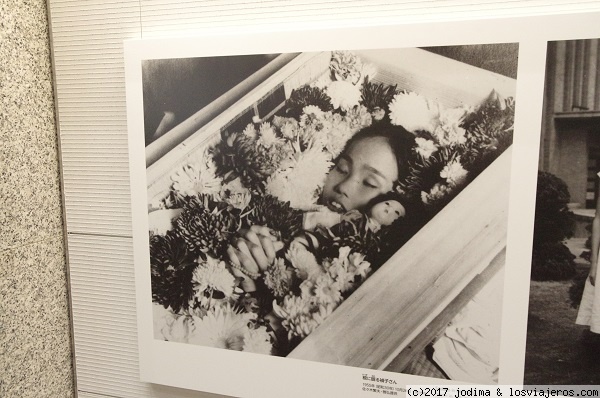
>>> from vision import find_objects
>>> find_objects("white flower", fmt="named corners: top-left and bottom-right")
top-left (187, 305), bottom-right (255, 350)
top-left (415, 137), bottom-right (438, 159)
top-left (330, 51), bottom-right (363, 84)
top-left (242, 327), bottom-right (272, 355)
top-left (264, 257), bottom-right (294, 298)
top-left (347, 251), bottom-right (371, 280)
top-left (148, 208), bottom-right (183, 236)
top-left (432, 106), bottom-right (468, 146)
top-left (389, 92), bottom-right (439, 133)
top-left (171, 151), bottom-right (222, 199)
top-left (153, 303), bottom-right (179, 340)
top-left (272, 295), bottom-right (336, 339)
top-left (327, 80), bottom-right (362, 111)
top-left (242, 123), bottom-right (257, 139)
top-left (191, 256), bottom-right (237, 309)
top-left (440, 158), bottom-right (468, 186)
top-left (313, 273), bottom-right (342, 304)
top-left (220, 177), bottom-right (251, 210)
top-left (303, 105), bottom-right (325, 118)
top-left (257, 122), bottom-right (281, 148)
top-left (421, 183), bottom-right (451, 205)
top-left (286, 240), bottom-right (324, 282)
top-left (161, 313), bottom-right (194, 343)
top-left (323, 246), bottom-right (370, 292)
top-left (272, 116), bottom-right (299, 140)
top-left (344, 105), bottom-right (373, 132)
top-left (265, 146), bottom-right (332, 209)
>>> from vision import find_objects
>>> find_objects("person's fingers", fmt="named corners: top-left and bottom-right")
top-left (235, 238), bottom-right (253, 260)
top-left (241, 229), bottom-right (262, 246)
top-left (248, 239), bottom-right (271, 272)
top-left (232, 242), bottom-right (260, 275)
top-left (258, 234), bottom-right (276, 264)
top-left (273, 241), bottom-right (285, 252)
top-left (229, 266), bottom-right (257, 292)
top-left (250, 225), bottom-right (279, 241)
top-left (227, 246), bottom-right (241, 267)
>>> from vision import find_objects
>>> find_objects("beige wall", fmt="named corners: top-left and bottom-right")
top-left (0, 0), bottom-right (74, 397)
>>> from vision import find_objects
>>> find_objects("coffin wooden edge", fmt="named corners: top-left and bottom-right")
top-left (145, 53), bottom-right (300, 167)
top-left (288, 146), bottom-right (512, 370)
top-left (385, 248), bottom-right (505, 373)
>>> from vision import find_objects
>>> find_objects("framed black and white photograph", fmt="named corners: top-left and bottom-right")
top-left (123, 17), bottom-right (597, 397)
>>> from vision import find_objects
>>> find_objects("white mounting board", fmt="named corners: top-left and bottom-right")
top-left (48, 2), bottom-right (600, 398)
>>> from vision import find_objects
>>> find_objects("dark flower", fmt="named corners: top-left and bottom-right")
top-left (244, 194), bottom-right (304, 245)
top-left (175, 195), bottom-right (240, 258)
top-left (282, 85), bottom-right (334, 120)
top-left (150, 231), bottom-right (197, 313)
top-left (211, 131), bottom-right (275, 191)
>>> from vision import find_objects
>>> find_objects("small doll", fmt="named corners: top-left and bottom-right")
top-left (303, 193), bottom-right (406, 233)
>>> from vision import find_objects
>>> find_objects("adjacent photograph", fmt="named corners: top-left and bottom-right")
top-left (133, 43), bottom-right (518, 389)
top-left (525, 38), bottom-right (600, 384)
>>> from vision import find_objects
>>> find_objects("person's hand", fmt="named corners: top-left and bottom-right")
top-left (227, 225), bottom-right (284, 291)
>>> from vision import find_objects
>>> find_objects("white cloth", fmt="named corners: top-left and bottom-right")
top-left (576, 277), bottom-right (600, 333)
top-left (432, 268), bottom-right (504, 384)
top-left (576, 172), bottom-right (600, 333)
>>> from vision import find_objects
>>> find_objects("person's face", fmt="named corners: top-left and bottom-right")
top-left (321, 136), bottom-right (398, 213)
top-left (369, 200), bottom-right (405, 226)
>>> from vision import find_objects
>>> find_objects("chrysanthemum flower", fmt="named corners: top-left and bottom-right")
top-left (286, 240), bottom-right (324, 282)
top-left (170, 152), bottom-right (223, 200)
top-left (220, 178), bottom-right (251, 210)
top-left (330, 51), bottom-right (363, 85)
top-left (302, 105), bottom-right (325, 118)
top-left (272, 116), bottom-right (299, 140)
top-left (440, 158), bottom-right (468, 186)
top-left (415, 137), bottom-right (438, 159)
top-left (242, 123), bottom-right (257, 139)
top-left (187, 305), bottom-right (255, 350)
top-left (327, 80), bottom-right (362, 111)
top-left (421, 182), bottom-right (452, 205)
top-left (161, 312), bottom-right (194, 343)
top-left (264, 257), bottom-right (294, 298)
top-left (265, 147), bottom-right (332, 210)
top-left (389, 92), bottom-right (439, 133)
top-left (191, 255), bottom-right (237, 309)
top-left (345, 105), bottom-right (373, 132)
top-left (313, 273), bottom-right (343, 304)
top-left (257, 122), bottom-right (282, 148)
top-left (323, 246), bottom-right (370, 292)
top-left (242, 327), bottom-right (273, 355)
top-left (272, 295), bottom-right (336, 339)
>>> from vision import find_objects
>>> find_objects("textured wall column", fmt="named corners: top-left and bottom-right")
top-left (0, 0), bottom-right (74, 397)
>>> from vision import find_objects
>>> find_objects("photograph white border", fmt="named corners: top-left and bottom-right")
top-left (125, 12), bottom-right (600, 397)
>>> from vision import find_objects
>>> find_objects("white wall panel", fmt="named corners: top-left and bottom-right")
top-left (48, 1), bottom-right (600, 398)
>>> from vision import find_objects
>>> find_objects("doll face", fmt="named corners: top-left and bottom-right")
top-left (369, 200), bottom-right (405, 226)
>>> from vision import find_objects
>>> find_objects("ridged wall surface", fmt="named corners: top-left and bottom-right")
top-left (47, 2), bottom-right (600, 398)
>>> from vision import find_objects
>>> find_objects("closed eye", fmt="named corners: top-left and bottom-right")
top-left (363, 180), bottom-right (378, 189)
top-left (335, 163), bottom-right (349, 175)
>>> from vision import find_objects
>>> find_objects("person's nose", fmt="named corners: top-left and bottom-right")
top-left (334, 175), bottom-right (356, 198)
